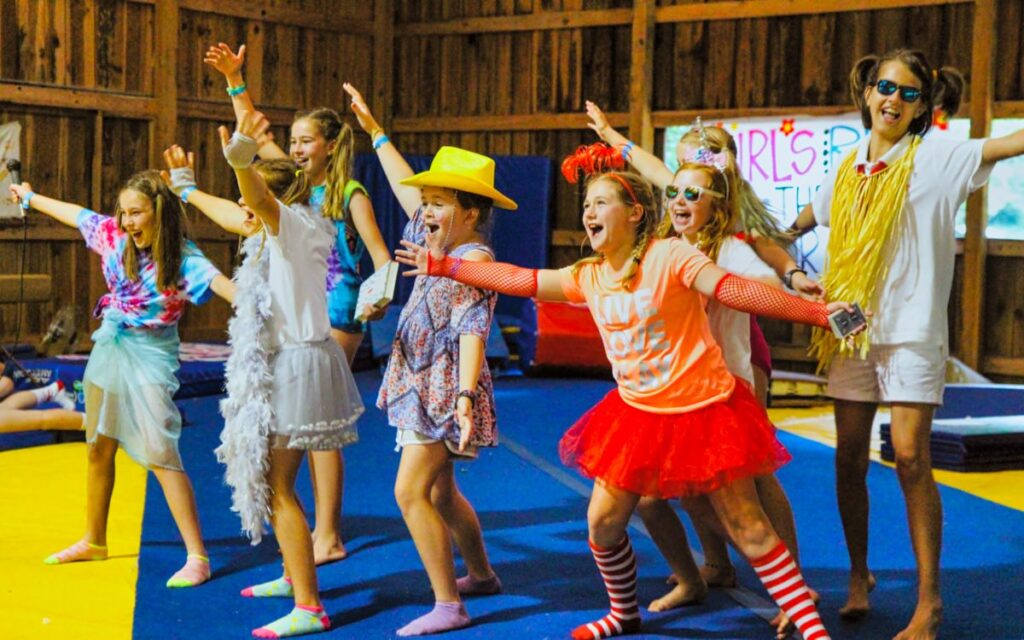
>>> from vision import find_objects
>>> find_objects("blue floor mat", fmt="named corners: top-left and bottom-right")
top-left (131, 373), bottom-right (1024, 639)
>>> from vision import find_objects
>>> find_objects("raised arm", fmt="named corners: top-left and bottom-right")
top-left (343, 82), bottom-right (421, 218)
top-left (586, 100), bottom-right (674, 188)
top-left (982, 127), bottom-right (1024, 163)
top-left (221, 112), bottom-right (281, 235)
top-left (8, 182), bottom-right (83, 228)
top-left (161, 145), bottom-right (248, 236)
top-left (204, 43), bottom-right (287, 160)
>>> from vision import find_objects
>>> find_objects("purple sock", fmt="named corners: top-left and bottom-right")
top-left (456, 573), bottom-right (502, 596)
top-left (396, 602), bottom-right (470, 637)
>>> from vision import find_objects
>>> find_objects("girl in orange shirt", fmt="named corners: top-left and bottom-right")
top-left (396, 145), bottom-right (860, 640)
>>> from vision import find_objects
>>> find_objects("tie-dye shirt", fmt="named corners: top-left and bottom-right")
top-left (77, 209), bottom-right (222, 329)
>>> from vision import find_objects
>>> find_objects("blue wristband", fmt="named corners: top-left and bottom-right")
top-left (621, 141), bottom-right (635, 162)
top-left (373, 134), bottom-right (390, 151)
top-left (179, 186), bottom-right (197, 203)
top-left (21, 191), bottom-right (34, 211)
top-left (226, 83), bottom-right (247, 97)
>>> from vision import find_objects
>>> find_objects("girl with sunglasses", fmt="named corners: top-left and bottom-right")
top-left (395, 142), bottom-right (861, 640)
top-left (787, 48), bottom-right (1024, 640)
top-left (585, 105), bottom-right (814, 637)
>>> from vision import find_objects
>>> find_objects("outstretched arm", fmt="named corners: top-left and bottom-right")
top-left (8, 182), bottom-right (82, 228)
top-left (690, 261), bottom-right (856, 331)
top-left (750, 235), bottom-right (823, 299)
top-left (210, 273), bottom-right (236, 305)
top-left (161, 145), bottom-right (248, 235)
top-left (348, 191), bottom-right (392, 270)
top-left (983, 127), bottom-right (1024, 163)
top-left (221, 112), bottom-right (281, 235)
top-left (586, 100), bottom-right (674, 187)
top-left (394, 240), bottom-right (569, 302)
top-left (204, 43), bottom-right (287, 159)
top-left (343, 83), bottom-right (421, 218)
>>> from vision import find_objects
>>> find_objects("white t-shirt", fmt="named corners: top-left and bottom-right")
top-left (812, 134), bottom-right (993, 346)
top-left (265, 201), bottom-right (336, 349)
top-left (706, 236), bottom-right (779, 385)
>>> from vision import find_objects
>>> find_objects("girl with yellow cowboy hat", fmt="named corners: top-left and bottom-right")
top-left (344, 83), bottom-right (515, 637)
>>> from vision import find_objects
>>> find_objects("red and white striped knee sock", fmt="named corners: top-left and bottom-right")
top-left (750, 542), bottom-right (830, 640)
top-left (571, 536), bottom-right (642, 640)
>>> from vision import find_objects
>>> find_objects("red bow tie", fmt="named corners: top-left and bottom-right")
top-left (856, 161), bottom-right (888, 176)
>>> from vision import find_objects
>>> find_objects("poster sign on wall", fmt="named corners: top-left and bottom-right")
top-left (662, 113), bottom-right (990, 276)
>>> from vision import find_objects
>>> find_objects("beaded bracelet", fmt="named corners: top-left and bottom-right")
top-left (226, 83), bottom-right (247, 97)
top-left (373, 134), bottom-right (390, 151)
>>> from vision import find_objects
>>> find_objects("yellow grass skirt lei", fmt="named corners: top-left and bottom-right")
top-left (809, 135), bottom-right (921, 374)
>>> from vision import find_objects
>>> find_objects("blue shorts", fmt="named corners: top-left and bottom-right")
top-left (327, 280), bottom-right (365, 334)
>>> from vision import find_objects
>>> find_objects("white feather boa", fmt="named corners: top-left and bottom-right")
top-left (215, 233), bottom-right (274, 544)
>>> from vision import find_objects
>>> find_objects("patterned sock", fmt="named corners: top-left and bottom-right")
top-left (241, 576), bottom-right (294, 598)
top-left (396, 602), bottom-right (471, 637)
top-left (166, 554), bottom-right (211, 588)
top-left (571, 536), bottom-right (642, 640)
top-left (750, 542), bottom-right (830, 640)
top-left (456, 572), bottom-right (502, 596)
top-left (44, 540), bottom-right (107, 565)
top-left (251, 604), bottom-right (329, 639)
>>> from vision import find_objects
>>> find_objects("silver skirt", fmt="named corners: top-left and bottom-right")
top-left (269, 339), bottom-right (363, 450)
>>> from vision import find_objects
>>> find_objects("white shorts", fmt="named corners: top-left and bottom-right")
top-left (827, 342), bottom-right (947, 406)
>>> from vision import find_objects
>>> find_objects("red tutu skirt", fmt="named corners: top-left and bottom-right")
top-left (558, 381), bottom-right (790, 499)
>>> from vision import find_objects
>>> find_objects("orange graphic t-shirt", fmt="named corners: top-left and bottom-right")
top-left (560, 238), bottom-right (736, 414)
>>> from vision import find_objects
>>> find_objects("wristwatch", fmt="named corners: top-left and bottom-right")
top-left (457, 389), bottom-right (478, 406)
top-left (783, 268), bottom-right (807, 289)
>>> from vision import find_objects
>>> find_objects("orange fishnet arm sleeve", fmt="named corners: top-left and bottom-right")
top-left (427, 254), bottom-right (539, 298)
top-left (714, 273), bottom-right (829, 328)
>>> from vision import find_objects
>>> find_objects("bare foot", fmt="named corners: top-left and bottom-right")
top-left (699, 563), bottom-right (737, 588)
top-left (839, 571), bottom-right (877, 620)
top-left (647, 579), bottom-right (708, 612)
top-left (312, 535), bottom-right (348, 566)
top-left (892, 600), bottom-right (942, 640)
top-left (770, 587), bottom-right (820, 638)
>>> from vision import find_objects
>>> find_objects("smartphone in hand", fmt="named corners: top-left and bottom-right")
top-left (828, 302), bottom-right (867, 339)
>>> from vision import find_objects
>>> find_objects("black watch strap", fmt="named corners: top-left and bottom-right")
top-left (783, 268), bottom-right (806, 289)
top-left (457, 389), bottom-right (478, 405)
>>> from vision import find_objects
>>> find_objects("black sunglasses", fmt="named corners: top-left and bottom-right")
top-left (664, 184), bottom-right (723, 203)
top-left (874, 79), bottom-right (922, 103)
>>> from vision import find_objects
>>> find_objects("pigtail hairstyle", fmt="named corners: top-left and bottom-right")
top-left (851, 49), bottom-right (963, 137)
top-left (296, 108), bottom-right (356, 223)
top-left (657, 162), bottom-right (733, 262)
top-left (565, 143), bottom-right (657, 291)
top-left (116, 170), bottom-right (188, 291)
top-left (933, 66), bottom-right (965, 119)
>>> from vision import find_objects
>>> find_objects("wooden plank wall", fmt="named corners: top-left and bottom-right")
top-left (0, 0), bottom-right (378, 348)
top-left (2, 0), bottom-right (1024, 381)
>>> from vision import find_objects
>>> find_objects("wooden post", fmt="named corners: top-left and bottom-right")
top-left (373, 0), bottom-right (395, 135)
top-left (151, 0), bottom-right (179, 166)
top-left (961, 0), bottom-right (995, 369)
top-left (628, 0), bottom-right (655, 149)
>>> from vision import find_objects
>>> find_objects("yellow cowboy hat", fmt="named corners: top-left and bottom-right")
top-left (400, 146), bottom-right (518, 210)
